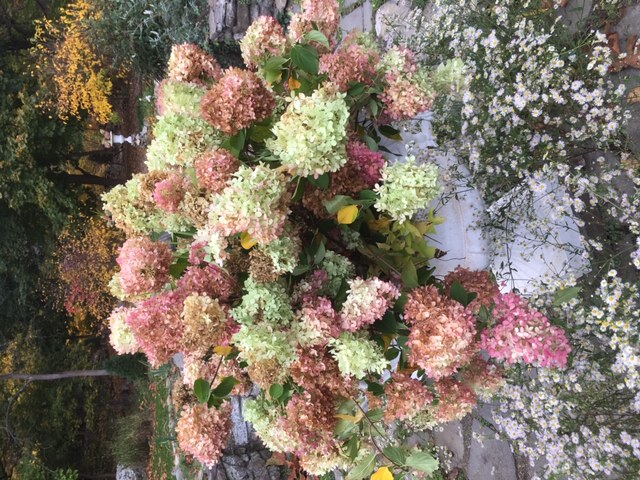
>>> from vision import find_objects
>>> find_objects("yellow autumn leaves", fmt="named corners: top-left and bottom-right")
top-left (31, 0), bottom-right (115, 124)
top-left (337, 204), bottom-right (359, 224)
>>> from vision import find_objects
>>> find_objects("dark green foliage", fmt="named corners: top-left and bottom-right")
top-left (207, 39), bottom-right (244, 69)
top-left (104, 353), bottom-right (148, 380)
top-left (89, 0), bottom-right (210, 78)
top-left (109, 409), bottom-right (151, 466)
top-left (0, 329), bottom-right (114, 477)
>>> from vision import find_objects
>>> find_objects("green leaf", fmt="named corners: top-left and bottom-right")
top-left (269, 383), bottom-right (284, 399)
top-left (359, 190), bottom-right (377, 201)
top-left (346, 453), bottom-right (376, 480)
top-left (334, 279), bottom-right (349, 308)
top-left (314, 241), bottom-right (326, 265)
top-left (369, 99), bottom-right (379, 116)
top-left (344, 435), bottom-right (360, 460)
top-left (417, 266), bottom-right (434, 286)
top-left (211, 376), bottom-right (238, 398)
top-left (292, 176), bottom-right (308, 203)
top-left (384, 348), bottom-right (400, 361)
top-left (365, 380), bottom-right (385, 396)
top-left (263, 56), bottom-right (288, 70)
top-left (169, 257), bottom-right (188, 279)
top-left (292, 264), bottom-right (310, 276)
top-left (228, 130), bottom-right (246, 154)
top-left (363, 135), bottom-right (378, 152)
top-left (305, 30), bottom-right (330, 48)
top-left (324, 195), bottom-right (354, 214)
top-left (367, 408), bottom-right (384, 423)
top-left (395, 293), bottom-right (408, 311)
top-left (379, 125), bottom-right (402, 140)
top-left (450, 280), bottom-right (469, 307)
top-left (376, 311), bottom-right (398, 334)
top-left (309, 172), bottom-right (330, 190)
top-left (383, 446), bottom-right (406, 466)
top-left (405, 451), bottom-right (438, 474)
top-left (249, 124), bottom-right (272, 143)
top-left (553, 286), bottom-right (581, 306)
top-left (194, 378), bottom-right (211, 403)
top-left (262, 56), bottom-right (287, 83)
top-left (401, 261), bottom-right (418, 289)
top-left (335, 418), bottom-right (358, 439)
top-left (291, 44), bottom-right (319, 75)
top-left (347, 83), bottom-right (366, 97)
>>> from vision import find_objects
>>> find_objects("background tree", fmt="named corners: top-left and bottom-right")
top-left (31, 0), bottom-right (116, 124)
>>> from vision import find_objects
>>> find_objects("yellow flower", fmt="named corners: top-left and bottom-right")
top-left (371, 466), bottom-right (394, 480)
top-left (337, 204), bottom-right (359, 224)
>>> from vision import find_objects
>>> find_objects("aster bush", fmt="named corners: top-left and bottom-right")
top-left (101, 0), bottom-right (575, 477)
top-left (384, 0), bottom-right (640, 477)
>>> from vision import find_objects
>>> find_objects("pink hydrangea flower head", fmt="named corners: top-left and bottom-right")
top-left (346, 140), bottom-right (385, 186)
top-left (177, 264), bottom-right (237, 303)
top-left (434, 378), bottom-right (477, 423)
top-left (167, 43), bottom-right (223, 84)
top-left (201, 68), bottom-right (275, 136)
top-left (319, 43), bottom-right (379, 92)
top-left (460, 354), bottom-right (505, 401)
top-left (240, 16), bottom-right (287, 69)
top-left (188, 241), bottom-right (208, 266)
top-left (384, 372), bottom-right (434, 422)
top-left (381, 77), bottom-right (434, 121)
top-left (290, 345), bottom-right (355, 396)
top-left (125, 289), bottom-right (185, 367)
top-left (480, 292), bottom-right (571, 368)
top-left (379, 46), bottom-right (433, 120)
top-left (116, 237), bottom-right (173, 295)
top-left (298, 296), bottom-right (341, 342)
top-left (176, 402), bottom-right (232, 467)
top-left (444, 267), bottom-right (499, 312)
top-left (288, 0), bottom-right (339, 45)
top-left (153, 172), bottom-right (188, 213)
top-left (292, 269), bottom-right (330, 304)
top-left (194, 148), bottom-right (240, 193)
top-left (279, 389), bottom-right (338, 456)
top-left (340, 277), bottom-right (400, 332)
top-left (405, 285), bottom-right (476, 379)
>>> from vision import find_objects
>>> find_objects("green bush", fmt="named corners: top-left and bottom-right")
top-left (109, 409), bottom-right (151, 466)
top-left (89, 0), bottom-right (210, 79)
top-left (104, 353), bottom-right (148, 380)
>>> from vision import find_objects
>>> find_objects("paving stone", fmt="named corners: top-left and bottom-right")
top-left (432, 421), bottom-right (466, 471)
top-left (340, 2), bottom-right (373, 34)
top-left (467, 406), bottom-right (517, 480)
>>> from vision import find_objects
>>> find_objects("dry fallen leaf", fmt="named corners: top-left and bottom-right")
top-left (629, 86), bottom-right (640, 104)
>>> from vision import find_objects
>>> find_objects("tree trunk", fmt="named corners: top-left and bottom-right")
top-left (208, 0), bottom-right (290, 40)
top-left (0, 370), bottom-right (111, 381)
top-left (55, 173), bottom-right (121, 187)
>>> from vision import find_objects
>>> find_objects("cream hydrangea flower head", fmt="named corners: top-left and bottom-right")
top-left (267, 83), bottom-right (349, 178)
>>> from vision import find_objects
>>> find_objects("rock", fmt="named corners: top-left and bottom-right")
top-left (467, 406), bottom-right (517, 480)
top-left (116, 465), bottom-right (146, 480)
top-left (340, 3), bottom-right (373, 34)
top-left (375, 0), bottom-right (412, 37)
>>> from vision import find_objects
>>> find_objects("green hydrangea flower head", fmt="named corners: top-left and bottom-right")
top-left (231, 276), bottom-right (294, 325)
top-left (329, 332), bottom-right (388, 379)
top-left (374, 156), bottom-right (442, 222)
top-left (267, 83), bottom-right (349, 178)
top-left (146, 113), bottom-right (220, 170)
